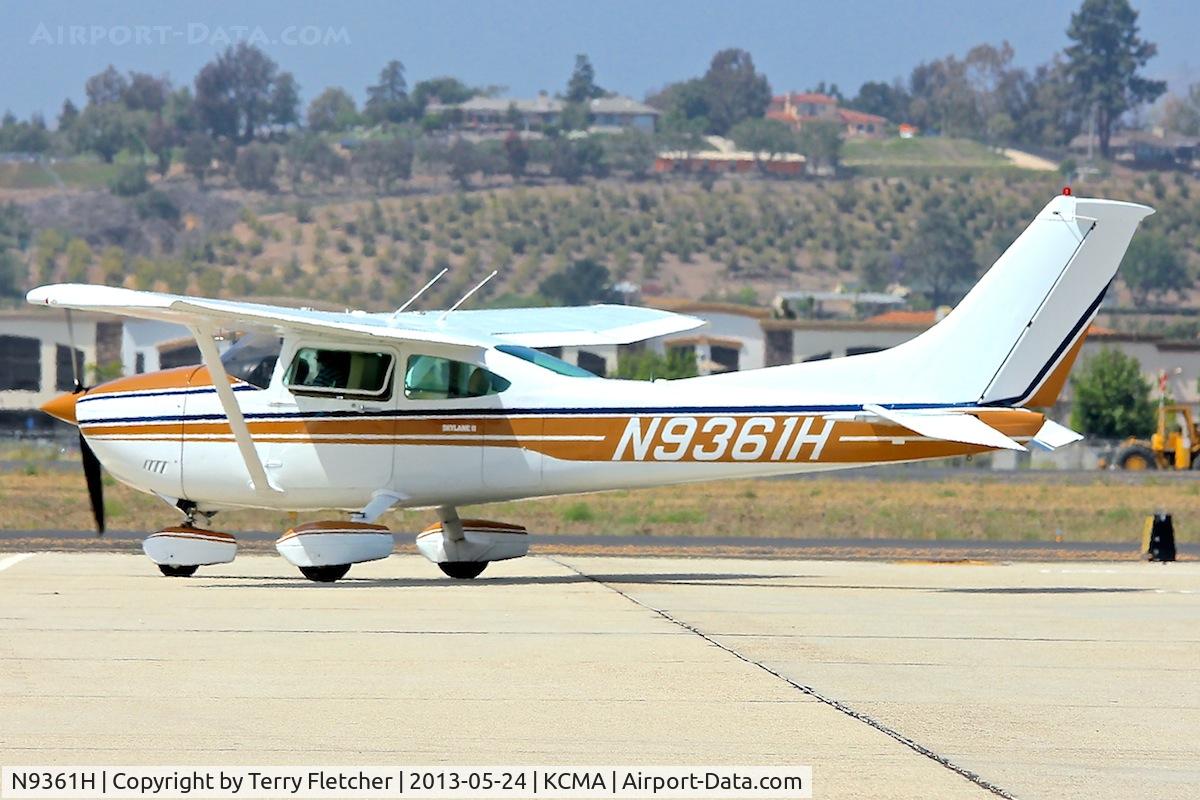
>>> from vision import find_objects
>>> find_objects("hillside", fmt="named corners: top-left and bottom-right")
top-left (842, 137), bottom-right (1017, 173)
top-left (12, 167), bottom-right (1200, 317)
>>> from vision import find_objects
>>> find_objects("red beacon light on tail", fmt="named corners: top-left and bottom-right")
top-left (1062, 186), bottom-right (1072, 196)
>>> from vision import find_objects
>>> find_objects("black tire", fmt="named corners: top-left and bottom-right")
top-left (300, 564), bottom-right (351, 583)
top-left (439, 561), bottom-right (487, 580)
top-left (1115, 444), bottom-right (1158, 471)
top-left (158, 564), bottom-right (198, 577)
top-left (1190, 454), bottom-right (1200, 470)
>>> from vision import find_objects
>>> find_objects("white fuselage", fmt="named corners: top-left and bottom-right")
top-left (75, 337), bottom-right (1041, 514)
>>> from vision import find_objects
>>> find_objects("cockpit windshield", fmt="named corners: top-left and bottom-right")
top-left (221, 333), bottom-right (282, 389)
top-left (495, 345), bottom-right (598, 378)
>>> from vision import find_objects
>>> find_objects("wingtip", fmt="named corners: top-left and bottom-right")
top-left (25, 285), bottom-right (53, 305)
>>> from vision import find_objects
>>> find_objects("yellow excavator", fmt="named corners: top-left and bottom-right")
top-left (1113, 403), bottom-right (1200, 470)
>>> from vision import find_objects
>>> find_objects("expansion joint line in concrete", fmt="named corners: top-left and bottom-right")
top-left (545, 556), bottom-right (1016, 800)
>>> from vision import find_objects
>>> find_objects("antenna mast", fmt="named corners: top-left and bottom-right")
top-left (392, 268), bottom-right (449, 318)
top-left (439, 271), bottom-right (498, 322)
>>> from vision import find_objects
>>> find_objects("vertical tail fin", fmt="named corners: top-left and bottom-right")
top-left (873, 194), bottom-right (1153, 406)
top-left (702, 195), bottom-right (1154, 407)
top-left (970, 196), bottom-right (1151, 406)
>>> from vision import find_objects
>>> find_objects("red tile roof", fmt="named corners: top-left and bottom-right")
top-left (865, 310), bottom-right (936, 326)
top-left (837, 108), bottom-right (888, 125)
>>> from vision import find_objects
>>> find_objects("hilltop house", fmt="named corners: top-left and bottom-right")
top-left (1068, 128), bottom-right (1198, 169)
top-left (767, 92), bottom-right (889, 138)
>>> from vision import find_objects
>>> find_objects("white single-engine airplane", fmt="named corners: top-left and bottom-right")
top-left (30, 193), bottom-right (1151, 581)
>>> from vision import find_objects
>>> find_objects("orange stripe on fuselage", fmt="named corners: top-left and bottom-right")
top-left (85, 364), bottom-right (239, 397)
top-left (86, 366), bottom-right (200, 396)
top-left (84, 409), bottom-right (1046, 465)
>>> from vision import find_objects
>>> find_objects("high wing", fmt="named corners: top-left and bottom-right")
top-left (29, 283), bottom-right (702, 497)
top-left (27, 284), bottom-right (490, 348)
top-left (26, 284), bottom-right (704, 349)
top-left (434, 305), bottom-right (705, 347)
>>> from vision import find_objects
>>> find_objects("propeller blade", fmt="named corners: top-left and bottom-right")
top-left (80, 433), bottom-right (105, 535)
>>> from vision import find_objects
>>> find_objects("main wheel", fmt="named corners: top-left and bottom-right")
top-left (158, 564), bottom-right (198, 577)
top-left (439, 561), bottom-right (487, 580)
top-left (299, 564), bottom-right (351, 583)
top-left (1115, 444), bottom-right (1157, 471)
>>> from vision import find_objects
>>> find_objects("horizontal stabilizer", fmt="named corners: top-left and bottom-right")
top-left (1031, 419), bottom-right (1084, 451)
top-left (862, 404), bottom-right (1026, 451)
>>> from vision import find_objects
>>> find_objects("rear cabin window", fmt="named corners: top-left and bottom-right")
top-left (285, 347), bottom-right (394, 398)
top-left (404, 355), bottom-right (510, 400)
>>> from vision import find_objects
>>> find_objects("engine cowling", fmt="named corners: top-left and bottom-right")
top-left (275, 521), bottom-right (394, 568)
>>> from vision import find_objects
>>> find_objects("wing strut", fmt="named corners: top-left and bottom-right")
top-left (191, 323), bottom-right (281, 494)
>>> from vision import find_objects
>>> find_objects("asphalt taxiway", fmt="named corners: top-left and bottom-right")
top-left (1, 553), bottom-right (1197, 799)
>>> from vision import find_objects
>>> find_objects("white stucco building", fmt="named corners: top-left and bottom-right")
top-left (0, 309), bottom-right (191, 430)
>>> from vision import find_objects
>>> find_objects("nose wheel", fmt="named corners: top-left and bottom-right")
top-left (158, 564), bottom-right (198, 578)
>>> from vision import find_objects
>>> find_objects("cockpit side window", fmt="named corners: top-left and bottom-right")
top-left (285, 347), bottom-right (394, 399)
top-left (404, 355), bottom-right (510, 400)
top-left (220, 333), bottom-right (282, 390)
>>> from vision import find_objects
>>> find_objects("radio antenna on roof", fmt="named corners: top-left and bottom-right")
top-left (439, 270), bottom-right (498, 323)
top-left (392, 267), bottom-right (448, 318)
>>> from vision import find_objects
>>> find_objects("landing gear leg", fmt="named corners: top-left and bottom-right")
top-left (439, 505), bottom-right (467, 544)
top-left (174, 500), bottom-right (216, 528)
top-left (435, 506), bottom-right (487, 579)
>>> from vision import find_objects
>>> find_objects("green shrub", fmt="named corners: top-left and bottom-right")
top-left (108, 166), bottom-right (149, 197)
top-left (562, 502), bottom-right (595, 522)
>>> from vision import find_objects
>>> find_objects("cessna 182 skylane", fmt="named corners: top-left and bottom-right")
top-left (30, 193), bottom-right (1151, 582)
